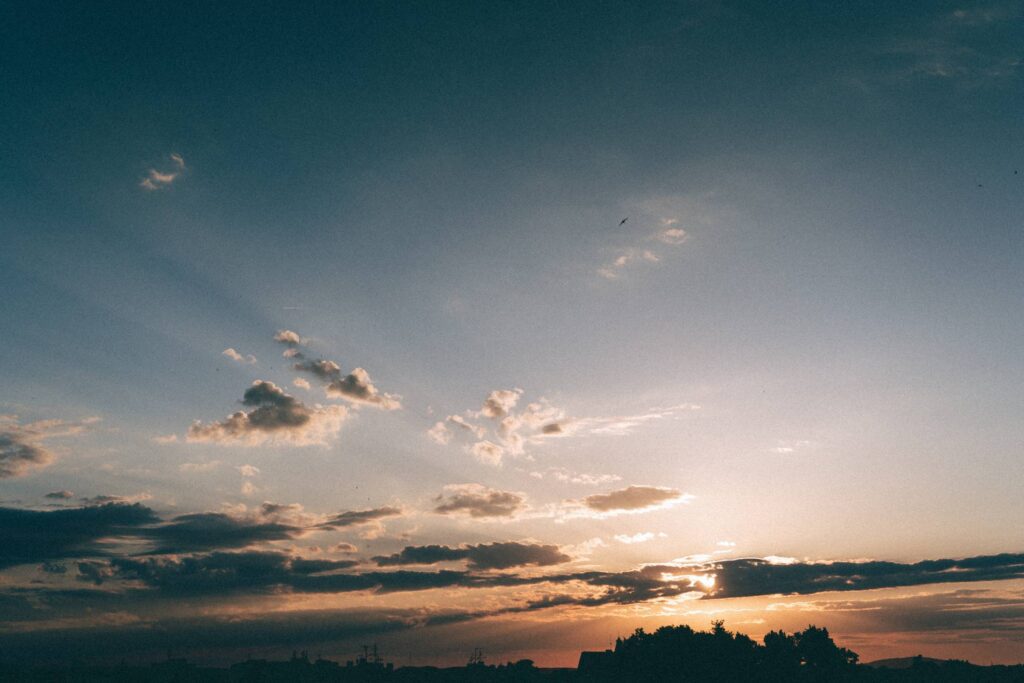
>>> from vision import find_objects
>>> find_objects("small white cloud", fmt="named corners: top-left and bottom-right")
top-left (139, 154), bottom-right (185, 191)
top-left (179, 460), bottom-right (221, 473)
top-left (152, 434), bottom-right (179, 444)
top-left (238, 464), bottom-right (260, 477)
top-left (427, 421), bottom-right (452, 445)
top-left (657, 227), bottom-right (688, 245)
top-left (222, 348), bottom-right (257, 364)
top-left (241, 480), bottom-right (257, 496)
top-left (293, 378), bottom-right (311, 390)
top-left (615, 532), bottom-right (667, 544)
top-left (470, 440), bottom-right (505, 466)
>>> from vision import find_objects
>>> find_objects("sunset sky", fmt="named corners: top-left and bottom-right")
top-left (2, 0), bottom-right (1023, 667)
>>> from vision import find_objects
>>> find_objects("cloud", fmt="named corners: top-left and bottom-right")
top-left (292, 359), bottom-right (401, 410)
top-left (596, 197), bottom-right (718, 279)
top-left (0, 415), bottom-right (97, 479)
top-left (186, 380), bottom-right (348, 447)
top-left (179, 460), bottom-right (220, 473)
top-left (80, 551), bottom-right (360, 592)
top-left (142, 512), bottom-right (301, 555)
top-left (152, 434), bottom-right (179, 444)
top-left (237, 464), bottom-right (260, 477)
top-left (657, 227), bottom-right (689, 244)
top-left (580, 485), bottom-right (691, 515)
top-left (480, 389), bottom-right (522, 418)
top-left (615, 532), bottom-right (666, 544)
top-left (529, 467), bottom-right (622, 486)
top-left (433, 484), bottom-right (527, 519)
top-left (293, 378), bottom-right (311, 390)
top-left (273, 329), bottom-right (305, 346)
top-left (44, 490), bottom-right (75, 500)
top-left (374, 542), bottom-right (571, 570)
top-left (0, 503), bottom-right (159, 569)
top-left (317, 506), bottom-right (404, 530)
top-left (80, 492), bottom-right (152, 505)
top-left (222, 348), bottom-right (257, 364)
top-left (427, 421), bottom-right (452, 444)
top-left (430, 391), bottom-right (567, 464)
top-left (139, 153), bottom-right (185, 191)
top-left (430, 394), bottom-right (697, 465)
top-left (325, 368), bottom-right (401, 409)
top-left (470, 440), bottom-right (505, 466)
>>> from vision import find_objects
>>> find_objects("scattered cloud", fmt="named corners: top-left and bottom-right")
top-left (179, 460), bottom-right (221, 473)
top-left (80, 492), bottom-right (153, 505)
top-left (769, 439), bottom-right (814, 454)
top-left (292, 360), bottom-right (401, 410)
top-left (529, 467), bottom-right (621, 486)
top-left (143, 512), bottom-right (301, 555)
top-left (433, 484), bottom-right (527, 519)
top-left (429, 395), bottom-right (698, 466)
top-left (576, 485), bottom-right (693, 517)
top-left (0, 503), bottom-right (159, 569)
top-left (139, 153), bottom-right (185, 191)
top-left (152, 434), bottom-right (179, 444)
top-left (0, 415), bottom-right (97, 479)
top-left (222, 348), bottom-right (257, 365)
top-left (470, 440), bottom-right (504, 466)
top-left (374, 542), bottom-right (571, 570)
top-left (186, 381), bottom-right (348, 447)
top-left (317, 506), bottom-right (404, 530)
top-left (237, 464), bottom-right (260, 477)
top-left (428, 390), bottom-right (568, 465)
top-left (293, 378), bottom-right (311, 390)
top-left (615, 532), bottom-right (667, 544)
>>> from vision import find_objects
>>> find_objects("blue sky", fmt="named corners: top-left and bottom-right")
top-left (1, 0), bottom-right (1023, 666)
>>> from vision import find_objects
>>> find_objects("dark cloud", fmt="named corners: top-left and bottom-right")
top-left (541, 422), bottom-right (564, 434)
top-left (71, 551), bottom-right (519, 597)
top-left (0, 430), bottom-right (54, 479)
top-left (187, 380), bottom-right (348, 446)
top-left (433, 484), bottom-right (526, 518)
top-left (83, 551), bottom-right (360, 593)
top-left (293, 359), bottom-right (401, 410)
top-left (79, 493), bottom-right (151, 505)
top-left (0, 503), bottom-right (159, 569)
top-left (293, 359), bottom-right (342, 380)
top-left (44, 490), bottom-right (75, 499)
top-left (325, 368), bottom-right (401, 409)
top-left (374, 542), bottom-right (571, 570)
top-left (142, 512), bottom-right (301, 555)
top-left (702, 553), bottom-right (1024, 600)
top-left (583, 485), bottom-right (684, 512)
top-left (318, 506), bottom-right (403, 529)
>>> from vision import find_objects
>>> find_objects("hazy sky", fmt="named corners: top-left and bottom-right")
top-left (2, 0), bottom-right (1023, 667)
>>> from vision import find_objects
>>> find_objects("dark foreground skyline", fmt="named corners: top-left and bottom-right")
top-left (4, 622), bottom-right (1024, 682)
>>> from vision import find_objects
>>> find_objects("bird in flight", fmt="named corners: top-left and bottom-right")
top-left (618, 217), bottom-right (628, 226)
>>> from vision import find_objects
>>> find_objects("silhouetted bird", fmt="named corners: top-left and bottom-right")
top-left (619, 217), bottom-right (628, 226)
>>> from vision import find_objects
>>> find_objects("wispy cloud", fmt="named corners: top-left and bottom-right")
top-left (0, 415), bottom-right (99, 479)
top-left (139, 153), bottom-right (185, 191)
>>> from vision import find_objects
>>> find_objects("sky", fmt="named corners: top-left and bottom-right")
top-left (1, 0), bottom-right (1023, 668)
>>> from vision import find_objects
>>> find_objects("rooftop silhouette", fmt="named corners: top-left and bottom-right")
top-left (3, 622), bottom-right (1023, 682)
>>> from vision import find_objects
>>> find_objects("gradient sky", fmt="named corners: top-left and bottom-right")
top-left (2, 0), bottom-right (1023, 667)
